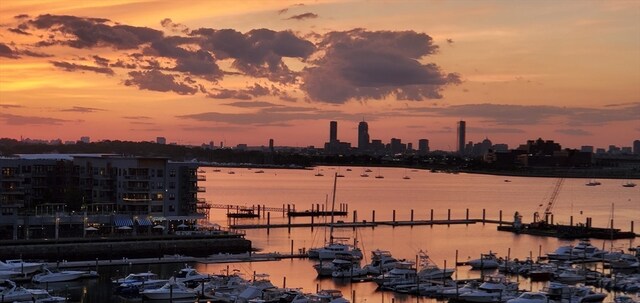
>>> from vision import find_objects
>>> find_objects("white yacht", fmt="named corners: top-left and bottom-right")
top-left (331, 259), bottom-right (368, 278)
top-left (543, 282), bottom-right (606, 303)
top-left (175, 265), bottom-right (209, 284)
top-left (506, 292), bottom-right (550, 303)
top-left (0, 259), bottom-right (43, 274)
top-left (314, 252), bottom-right (359, 277)
top-left (32, 267), bottom-right (89, 283)
top-left (363, 249), bottom-right (400, 275)
top-left (457, 275), bottom-right (520, 303)
top-left (113, 272), bottom-right (168, 294)
top-left (418, 251), bottom-right (455, 279)
top-left (315, 241), bottom-right (363, 261)
top-left (467, 253), bottom-right (500, 269)
top-left (373, 261), bottom-right (418, 289)
top-left (308, 289), bottom-right (350, 303)
top-left (141, 278), bottom-right (197, 299)
top-left (0, 279), bottom-right (41, 301)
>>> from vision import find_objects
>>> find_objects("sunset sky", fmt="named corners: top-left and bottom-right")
top-left (1, 1), bottom-right (639, 151)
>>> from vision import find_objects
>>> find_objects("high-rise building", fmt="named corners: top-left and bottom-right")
top-left (358, 120), bottom-right (369, 150)
top-left (80, 136), bottom-right (90, 144)
top-left (634, 140), bottom-right (640, 155)
top-left (418, 139), bottom-right (430, 155)
top-left (269, 139), bottom-right (274, 152)
top-left (329, 121), bottom-right (338, 143)
top-left (156, 137), bottom-right (166, 144)
top-left (457, 121), bottom-right (466, 155)
top-left (581, 146), bottom-right (594, 153)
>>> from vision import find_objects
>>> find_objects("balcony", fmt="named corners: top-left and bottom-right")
top-left (197, 174), bottom-right (206, 181)
top-left (196, 187), bottom-right (206, 193)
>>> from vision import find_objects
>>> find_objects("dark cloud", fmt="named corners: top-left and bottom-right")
top-left (124, 69), bottom-right (197, 95)
top-left (555, 129), bottom-right (593, 136)
top-left (8, 28), bottom-right (31, 35)
top-left (469, 127), bottom-right (525, 134)
top-left (93, 55), bottom-right (109, 66)
top-left (193, 28), bottom-right (315, 83)
top-left (208, 83), bottom-right (273, 100)
top-left (60, 106), bottom-right (104, 113)
top-left (20, 49), bottom-right (52, 57)
top-left (177, 107), bottom-right (355, 126)
top-left (50, 60), bottom-right (115, 75)
top-left (147, 38), bottom-right (223, 80)
top-left (301, 29), bottom-right (460, 103)
top-left (28, 14), bottom-right (163, 49)
top-left (0, 113), bottom-right (72, 125)
top-left (287, 13), bottom-right (318, 20)
top-left (14, 14), bottom-right (29, 19)
top-left (160, 18), bottom-right (189, 34)
top-left (0, 43), bottom-right (19, 59)
top-left (277, 8), bottom-right (289, 15)
top-left (110, 59), bottom-right (137, 69)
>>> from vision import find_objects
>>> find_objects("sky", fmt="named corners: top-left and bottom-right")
top-left (0, 0), bottom-right (639, 151)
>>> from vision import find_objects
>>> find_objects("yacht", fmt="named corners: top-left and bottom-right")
top-left (0, 280), bottom-right (41, 301)
top-left (0, 259), bottom-right (43, 274)
top-left (314, 252), bottom-right (359, 277)
top-left (141, 279), bottom-right (197, 299)
top-left (308, 289), bottom-right (350, 303)
top-left (12, 289), bottom-right (66, 303)
top-left (622, 181), bottom-right (637, 188)
top-left (506, 292), bottom-right (550, 303)
top-left (331, 259), bottom-right (368, 278)
top-left (457, 275), bottom-right (520, 303)
top-left (113, 272), bottom-right (168, 294)
top-left (363, 250), bottom-right (400, 275)
top-left (585, 180), bottom-right (601, 186)
top-left (32, 267), bottom-right (90, 283)
top-left (175, 265), bottom-right (209, 285)
top-left (418, 252), bottom-right (455, 279)
top-left (543, 282), bottom-right (606, 303)
top-left (467, 253), bottom-right (500, 269)
top-left (235, 273), bottom-right (276, 302)
top-left (609, 254), bottom-right (640, 270)
top-left (373, 261), bottom-right (419, 289)
top-left (316, 242), bottom-right (363, 261)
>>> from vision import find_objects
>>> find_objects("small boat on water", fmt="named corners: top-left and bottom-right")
top-left (585, 179), bottom-right (601, 186)
top-left (467, 252), bottom-right (500, 269)
top-left (175, 265), bottom-right (209, 285)
top-left (254, 170), bottom-right (265, 173)
top-left (363, 249), bottom-right (400, 275)
top-left (113, 272), bottom-right (168, 294)
top-left (622, 181), bottom-right (637, 188)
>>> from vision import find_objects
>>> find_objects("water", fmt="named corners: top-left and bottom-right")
top-left (24, 167), bottom-right (640, 302)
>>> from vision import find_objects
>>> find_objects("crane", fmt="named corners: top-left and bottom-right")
top-left (533, 178), bottom-right (564, 225)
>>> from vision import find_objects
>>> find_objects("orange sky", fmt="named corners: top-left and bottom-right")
top-left (1, 1), bottom-right (639, 150)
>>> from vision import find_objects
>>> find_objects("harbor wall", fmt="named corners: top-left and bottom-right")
top-left (0, 236), bottom-right (251, 261)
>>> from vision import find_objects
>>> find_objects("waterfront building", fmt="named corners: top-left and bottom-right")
top-left (581, 145), bottom-right (594, 153)
top-left (324, 121), bottom-right (351, 155)
top-left (634, 140), bottom-right (640, 155)
top-left (80, 136), bottom-right (90, 144)
top-left (0, 155), bottom-right (206, 240)
top-left (330, 121), bottom-right (338, 143)
top-left (457, 120), bottom-right (466, 155)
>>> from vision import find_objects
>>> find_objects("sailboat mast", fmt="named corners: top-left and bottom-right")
top-left (330, 172), bottom-right (338, 244)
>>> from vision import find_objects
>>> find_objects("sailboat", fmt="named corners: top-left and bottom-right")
top-left (314, 168), bottom-right (324, 177)
top-left (375, 168), bottom-right (384, 179)
top-left (622, 181), bottom-right (637, 188)
top-left (402, 169), bottom-right (411, 180)
top-left (308, 173), bottom-right (362, 260)
top-left (585, 179), bottom-right (601, 186)
top-left (360, 168), bottom-right (369, 177)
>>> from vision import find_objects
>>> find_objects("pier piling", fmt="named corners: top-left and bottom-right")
top-left (631, 221), bottom-right (634, 233)
top-left (392, 210), bottom-right (396, 223)
top-left (411, 209), bottom-right (414, 222)
top-left (499, 210), bottom-right (503, 226)
top-left (482, 209), bottom-right (486, 225)
top-left (353, 210), bottom-right (357, 224)
top-left (372, 210), bottom-right (376, 223)
top-left (430, 209), bottom-right (434, 221)
top-left (570, 215), bottom-right (573, 226)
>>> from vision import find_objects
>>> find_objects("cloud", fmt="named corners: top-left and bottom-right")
top-left (124, 69), bottom-right (197, 95)
top-left (193, 28), bottom-right (315, 83)
top-left (160, 18), bottom-right (189, 34)
top-left (20, 49), bottom-right (52, 57)
top-left (60, 106), bottom-right (104, 113)
top-left (208, 83), bottom-right (273, 100)
top-left (468, 127), bottom-right (525, 134)
top-left (93, 55), bottom-right (109, 66)
top-left (123, 116), bottom-right (151, 120)
top-left (287, 13), bottom-right (318, 20)
top-left (8, 28), bottom-right (31, 35)
top-left (0, 43), bottom-right (19, 59)
top-left (555, 129), bottom-right (593, 136)
top-left (277, 8), bottom-right (289, 15)
top-left (0, 104), bottom-right (23, 109)
top-left (27, 14), bottom-right (164, 49)
top-left (50, 60), bottom-right (115, 75)
top-left (301, 29), bottom-right (460, 103)
top-left (177, 107), bottom-right (356, 126)
top-left (223, 101), bottom-right (281, 108)
top-left (0, 113), bottom-right (72, 125)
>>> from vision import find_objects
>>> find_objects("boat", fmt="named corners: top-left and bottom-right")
top-left (314, 252), bottom-right (358, 277)
top-left (609, 254), bottom-right (640, 270)
top-left (331, 259), bottom-right (368, 278)
top-left (360, 173), bottom-right (369, 177)
top-left (457, 275), bottom-right (520, 303)
top-left (141, 278), bottom-right (197, 299)
top-left (175, 265), bottom-right (209, 285)
top-left (585, 179), bottom-right (601, 186)
top-left (113, 272), bottom-right (168, 294)
top-left (467, 252), bottom-right (500, 269)
top-left (254, 170), bottom-right (265, 173)
top-left (213, 169), bottom-right (221, 172)
top-left (543, 282), bottom-right (606, 303)
top-left (234, 273), bottom-right (276, 302)
top-left (417, 251), bottom-right (455, 279)
top-left (402, 175), bottom-right (410, 180)
top-left (0, 279), bottom-right (41, 301)
top-left (0, 270), bottom-right (27, 280)
top-left (32, 267), bottom-right (91, 283)
top-left (622, 181), bottom-right (637, 188)
top-left (228, 171), bottom-right (236, 174)
top-left (308, 289), bottom-right (350, 303)
top-left (438, 280), bottom-right (481, 298)
top-left (0, 259), bottom-right (43, 274)
top-left (12, 288), bottom-right (66, 303)
top-left (373, 261), bottom-right (419, 289)
top-left (314, 168), bottom-right (324, 177)
top-left (364, 168), bottom-right (372, 172)
top-left (363, 249), bottom-right (400, 275)
top-left (506, 292), bottom-right (550, 303)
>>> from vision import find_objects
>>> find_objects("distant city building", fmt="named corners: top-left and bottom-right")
top-left (269, 139), bottom-right (274, 152)
top-left (581, 146), bottom-right (594, 153)
top-left (329, 121), bottom-right (338, 143)
top-left (608, 145), bottom-right (621, 154)
top-left (493, 144), bottom-right (508, 152)
top-left (236, 144), bottom-right (248, 151)
top-left (621, 147), bottom-right (632, 154)
top-left (418, 139), bottom-right (430, 155)
top-left (634, 140), bottom-right (640, 155)
top-left (457, 121), bottom-right (466, 155)
top-left (64, 141), bottom-right (76, 145)
top-left (358, 120), bottom-right (370, 150)
top-left (390, 138), bottom-right (405, 154)
top-left (596, 148), bottom-right (606, 154)
top-left (80, 136), bottom-right (90, 144)
top-left (156, 137), bottom-right (166, 144)
top-left (407, 142), bottom-right (413, 152)
top-left (518, 138), bottom-right (561, 155)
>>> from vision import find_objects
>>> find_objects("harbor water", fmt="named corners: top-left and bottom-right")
top-left (21, 167), bottom-right (640, 302)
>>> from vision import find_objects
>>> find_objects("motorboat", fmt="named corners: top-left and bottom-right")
top-left (547, 245), bottom-right (577, 261)
top-left (438, 280), bottom-right (482, 298)
top-left (467, 253), bottom-right (500, 269)
top-left (113, 272), bottom-right (168, 294)
top-left (373, 261), bottom-right (418, 289)
top-left (235, 273), bottom-right (276, 303)
top-left (571, 239), bottom-right (606, 259)
top-left (610, 254), bottom-right (640, 270)
top-left (622, 181), bottom-right (637, 188)
top-left (314, 252), bottom-right (359, 277)
top-left (0, 270), bottom-right (27, 280)
top-left (331, 259), bottom-right (368, 278)
top-left (418, 251), bottom-right (455, 279)
top-left (457, 275), bottom-right (520, 303)
top-left (175, 265), bottom-right (209, 284)
top-left (585, 180), bottom-right (601, 186)
top-left (141, 278), bottom-right (197, 299)
top-left (308, 289), bottom-right (350, 303)
top-left (316, 242), bottom-right (363, 261)
top-left (363, 249), bottom-right (400, 275)
top-left (12, 289), bottom-right (66, 303)
top-left (506, 292), bottom-right (550, 303)
top-left (0, 259), bottom-right (43, 274)
top-left (196, 273), bottom-right (249, 300)
top-left (32, 267), bottom-right (93, 283)
top-left (543, 282), bottom-right (606, 303)
top-left (0, 279), bottom-right (40, 301)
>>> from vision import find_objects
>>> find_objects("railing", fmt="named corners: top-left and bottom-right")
top-left (196, 187), bottom-right (206, 192)
top-left (197, 174), bottom-right (206, 181)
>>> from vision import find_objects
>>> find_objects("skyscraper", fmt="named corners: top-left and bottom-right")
top-left (634, 140), bottom-right (640, 155)
top-left (358, 120), bottom-right (369, 150)
top-left (457, 120), bottom-right (466, 155)
top-left (418, 139), bottom-right (430, 155)
top-left (330, 121), bottom-right (338, 143)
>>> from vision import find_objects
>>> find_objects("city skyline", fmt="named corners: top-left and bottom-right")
top-left (1, 1), bottom-right (639, 150)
